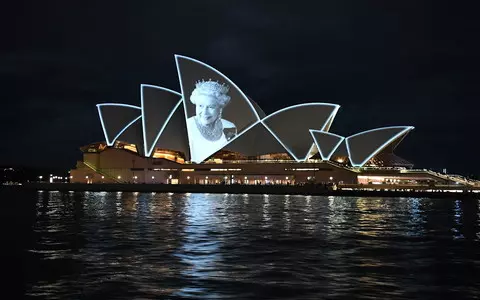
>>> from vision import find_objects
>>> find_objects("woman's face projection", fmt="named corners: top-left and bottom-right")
top-left (195, 94), bottom-right (222, 126)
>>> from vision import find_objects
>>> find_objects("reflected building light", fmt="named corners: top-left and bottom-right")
top-left (305, 195), bottom-right (312, 214)
top-left (284, 196), bottom-right (291, 231)
top-left (454, 200), bottom-right (462, 221)
top-left (263, 194), bottom-right (270, 223)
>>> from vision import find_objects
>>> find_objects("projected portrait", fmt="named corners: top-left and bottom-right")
top-left (186, 80), bottom-right (237, 162)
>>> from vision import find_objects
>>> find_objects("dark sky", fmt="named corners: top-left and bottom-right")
top-left (1, 1), bottom-right (479, 175)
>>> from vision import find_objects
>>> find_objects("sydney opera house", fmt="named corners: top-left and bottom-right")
top-left (69, 55), bottom-right (476, 188)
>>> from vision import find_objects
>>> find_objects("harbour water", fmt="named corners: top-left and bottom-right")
top-left (3, 190), bottom-right (480, 299)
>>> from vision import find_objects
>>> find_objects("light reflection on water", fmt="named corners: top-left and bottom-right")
top-left (14, 191), bottom-right (480, 299)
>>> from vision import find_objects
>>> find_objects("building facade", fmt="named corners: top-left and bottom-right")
top-left (69, 55), bottom-right (478, 188)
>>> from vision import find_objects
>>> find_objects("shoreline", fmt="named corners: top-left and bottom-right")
top-left (3, 183), bottom-right (479, 199)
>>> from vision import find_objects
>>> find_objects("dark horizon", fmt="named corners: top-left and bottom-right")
top-left (1, 1), bottom-right (479, 176)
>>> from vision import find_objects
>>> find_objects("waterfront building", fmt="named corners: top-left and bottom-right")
top-left (69, 56), bottom-right (478, 188)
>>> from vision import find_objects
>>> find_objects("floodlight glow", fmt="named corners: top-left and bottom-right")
top-left (309, 129), bottom-right (345, 161)
top-left (96, 103), bottom-right (141, 146)
top-left (345, 126), bottom-right (415, 167)
top-left (140, 84), bottom-right (183, 157)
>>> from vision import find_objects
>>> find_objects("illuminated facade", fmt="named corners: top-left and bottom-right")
top-left (69, 56), bottom-right (477, 188)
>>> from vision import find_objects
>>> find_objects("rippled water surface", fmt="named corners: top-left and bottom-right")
top-left (4, 190), bottom-right (480, 299)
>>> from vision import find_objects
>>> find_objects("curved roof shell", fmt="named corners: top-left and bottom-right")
top-left (140, 84), bottom-right (184, 157)
top-left (346, 126), bottom-right (414, 167)
top-left (310, 130), bottom-right (345, 161)
top-left (97, 104), bottom-right (141, 146)
top-left (262, 103), bottom-right (339, 161)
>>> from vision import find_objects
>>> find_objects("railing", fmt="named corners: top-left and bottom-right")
top-left (82, 161), bottom-right (124, 183)
top-left (401, 169), bottom-right (477, 186)
top-left (202, 159), bottom-right (306, 164)
top-left (324, 160), bottom-right (358, 172)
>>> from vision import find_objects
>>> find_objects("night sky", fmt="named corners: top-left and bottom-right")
top-left (1, 1), bottom-right (479, 176)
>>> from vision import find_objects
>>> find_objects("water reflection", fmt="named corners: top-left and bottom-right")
top-left (284, 195), bottom-right (291, 232)
top-left (12, 191), bottom-right (479, 299)
top-left (173, 194), bottom-right (224, 298)
top-left (452, 200), bottom-right (464, 239)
